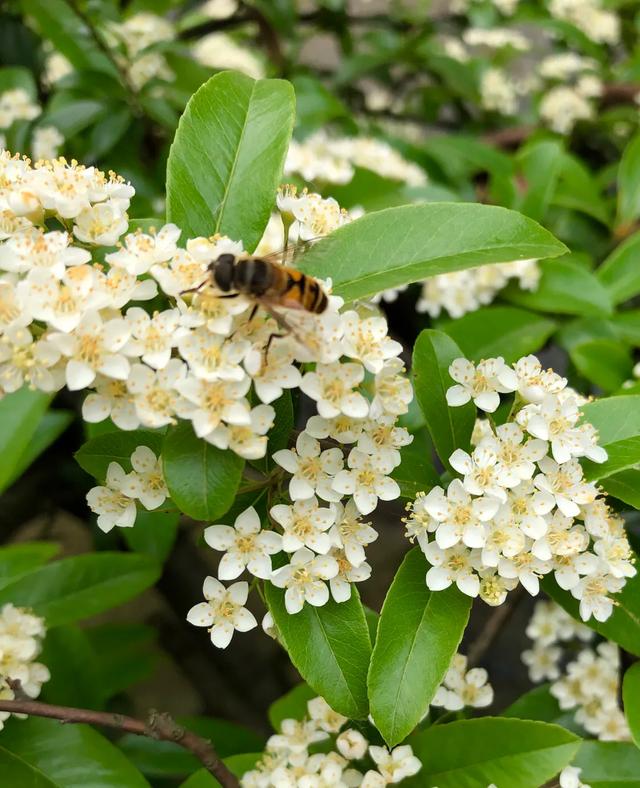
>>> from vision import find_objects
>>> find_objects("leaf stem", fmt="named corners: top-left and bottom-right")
top-left (0, 682), bottom-right (240, 787)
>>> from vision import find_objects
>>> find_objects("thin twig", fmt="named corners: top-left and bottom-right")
top-left (0, 687), bottom-right (239, 788)
top-left (466, 586), bottom-right (526, 667)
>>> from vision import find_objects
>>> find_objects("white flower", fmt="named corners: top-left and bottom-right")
top-left (533, 457), bottom-right (598, 518)
top-left (273, 432), bottom-right (344, 502)
top-left (560, 765), bottom-right (591, 788)
top-left (105, 224), bottom-right (180, 275)
top-left (48, 310), bottom-right (130, 390)
top-left (305, 413), bottom-right (366, 445)
top-left (498, 551), bottom-right (550, 596)
top-left (370, 358), bottom-right (413, 417)
top-left (123, 307), bottom-right (181, 369)
top-left (270, 497), bottom-right (336, 555)
top-left (150, 247), bottom-right (208, 296)
top-left (127, 358), bottom-right (186, 428)
top-left (186, 577), bottom-right (257, 648)
top-left (267, 717), bottom-right (328, 754)
top-left (206, 403), bottom-right (275, 459)
top-left (449, 446), bottom-right (509, 501)
top-left (478, 422), bottom-right (548, 485)
top-left (433, 653), bottom-right (494, 710)
top-left (82, 376), bottom-right (139, 430)
top-left (368, 745), bottom-right (422, 783)
top-left (593, 535), bottom-right (637, 580)
top-left (99, 265), bottom-right (157, 309)
top-left (357, 416), bottom-right (412, 467)
top-left (205, 506), bottom-right (282, 580)
top-left (403, 493), bottom-right (438, 552)
top-left (329, 499), bottom-right (378, 567)
top-left (21, 265), bottom-right (105, 333)
top-left (328, 547), bottom-right (371, 602)
top-left (446, 357), bottom-right (516, 412)
top-left (307, 696), bottom-right (347, 733)
top-left (192, 32), bottom-right (264, 79)
top-left (522, 643), bottom-right (562, 682)
top-left (300, 361), bottom-right (369, 419)
top-left (422, 479), bottom-right (499, 549)
top-left (332, 448), bottom-right (400, 515)
top-left (480, 510), bottom-right (526, 567)
top-left (175, 374), bottom-right (251, 437)
top-left (340, 310), bottom-right (402, 373)
top-left (244, 341), bottom-right (301, 403)
top-left (336, 729), bottom-right (368, 760)
top-left (540, 86), bottom-right (594, 134)
top-left (32, 126), bottom-right (64, 161)
top-left (0, 228), bottom-right (90, 277)
top-left (86, 461), bottom-right (137, 532)
top-left (177, 327), bottom-right (248, 382)
top-left (571, 572), bottom-right (624, 622)
top-left (270, 547), bottom-right (339, 614)
top-left (517, 394), bottom-right (586, 464)
top-left (120, 446), bottom-right (168, 510)
top-left (73, 200), bottom-right (128, 246)
top-left (480, 68), bottom-right (518, 114)
top-left (0, 326), bottom-right (61, 393)
top-left (423, 542), bottom-right (480, 597)
top-left (503, 480), bottom-right (554, 539)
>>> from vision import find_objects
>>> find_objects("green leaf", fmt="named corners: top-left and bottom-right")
top-left (553, 152), bottom-right (610, 226)
top-left (265, 583), bottom-right (372, 719)
top-left (7, 409), bottom-right (73, 487)
top-left (0, 553), bottom-right (160, 627)
top-left (40, 626), bottom-right (103, 710)
top-left (580, 396), bottom-right (640, 445)
top-left (597, 232), bottom-right (640, 305)
top-left (503, 258), bottom-right (613, 317)
top-left (503, 684), bottom-right (563, 723)
top-left (570, 340), bottom-right (633, 392)
top-left (0, 717), bottom-right (149, 787)
top-left (610, 310), bottom-right (640, 345)
top-left (404, 718), bottom-right (580, 788)
top-left (439, 306), bottom-right (555, 364)
top-left (582, 437), bottom-right (640, 482)
top-left (292, 74), bottom-right (349, 133)
top-left (391, 429), bottom-right (440, 499)
top-left (543, 568), bottom-right (640, 656)
top-left (601, 469), bottom-right (640, 509)
top-left (0, 66), bottom-right (37, 98)
top-left (75, 430), bottom-right (164, 481)
top-left (297, 203), bottom-right (567, 303)
top-left (166, 71), bottom-right (295, 249)
top-left (268, 683), bottom-right (317, 731)
top-left (623, 662), bottom-right (640, 749)
top-left (574, 740), bottom-right (640, 787)
top-left (413, 330), bottom-right (476, 471)
top-left (617, 133), bottom-right (640, 231)
top-left (516, 139), bottom-right (564, 222)
top-left (421, 135), bottom-right (513, 182)
top-left (122, 510), bottom-right (179, 562)
top-left (42, 97), bottom-right (108, 138)
top-left (0, 386), bottom-right (52, 493)
top-left (118, 717), bottom-right (264, 778)
top-left (162, 423), bottom-right (244, 521)
top-left (0, 542), bottom-right (58, 591)
top-left (368, 548), bottom-right (471, 746)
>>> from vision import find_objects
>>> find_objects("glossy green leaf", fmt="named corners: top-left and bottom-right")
top-left (543, 568), bottom-right (640, 656)
top-left (610, 311), bottom-right (640, 345)
top-left (86, 624), bottom-right (157, 704)
top-left (0, 553), bottom-right (160, 627)
top-left (440, 306), bottom-right (555, 364)
top-left (504, 258), bottom-right (613, 317)
top-left (580, 396), bottom-right (640, 445)
top-left (553, 152), bottom-right (610, 225)
top-left (617, 133), bottom-right (640, 230)
top-left (622, 661), bottom-right (640, 748)
top-left (582, 437), bottom-right (640, 482)
top-left (0, 66), bottom-right (37, 98)
top-left (413, 330), bottom-right (476, 470)
top-left (123, 510), bottom-right (180, 562)
top-left (162, 423), bottom-right (244, 521)
top-left (0, 542), bottom-right (58, 591)
top-left (368, 548), bottom-right (471, 746)
top-left (297, 203), bottom-right (567, 303)
top-left (503, 684), bottom-right (562, 723)
top-left (166, 71), bottom-right (295, 249)
top-left (597, 232), bottom-right (640, 305)
top-left (574, 740), bottom-right (640, 787)
top-left (75, 430), bottom-right (164, 481)
top-left (601, 469), bottom-right (640, 509)
top-left (265, 583), bottom-right (372, 719)
top-left (517, 139), bottom-right (564, 222)
top-left (268, 682), bottom-right (316, 731)
top-left (0, 386), bottom-right (52, 492)
top-left (391, 428), bottom-right (440, 499)
top-left (0, 717), bottom-right (149, 787)
top-left (570, 340), bottom-right (633, 392)
top-left (40, 626), bottom-right (103, 710)
top-left (7, 409), bottom-right (73, 487)
top-left (404, 718), bottom-right (580, 788)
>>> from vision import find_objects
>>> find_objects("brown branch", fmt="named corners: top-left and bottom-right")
top-left (466, 586), bottom-right (525, 667)
top-left (0, 686), bottom-right (239, 787)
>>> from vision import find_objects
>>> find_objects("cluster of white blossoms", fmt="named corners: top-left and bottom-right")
top-left (0, 152), bottom-right (410, 480)
top-left (431, 652), bottom-right (494, 712)
top-left (86, 446), bottom-right (168, 532)
top-left (284, 131), bottom-right (428, 187)
top-left (0, 603), bottom-right (49, 730)
top-left (403, 354), bottom-right (636, 618)
top-left (108, 12), bottom-right (175, 90)
top-left (0, 89), bottom-right (63, 162)
top-left (416, 259), bottom-right (539, 319)
top-left (549, 0), bottom-right (620, 45)
top-left (241, 694), bottom-right (421, 787)
top-left (523, 600), bottom-right (630, 741)
top-left (192, 33), bottom-right (265, 80)
top-left (480, 68), bottom-right (519, 116)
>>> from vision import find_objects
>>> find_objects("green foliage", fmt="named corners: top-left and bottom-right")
top-left (265, 583), bottom-right (372, 719)
top-left (413, 329), bottom-right (476, 471)
top-left (616, 134), bottom-right (640, 231)
top-left (622, 662), bottom-right (640, 749)
top-left (298, 203), bottom-right (567, 302)
top-left (268, 682), bottom-right (317, 730)
top-left (404, 718), bottom-right (580, 788)
top-left (0, 387), bottom-right (52, 493)
top-left (368, 548), bottom-right (471, 746)
top-left (167, 71), bottom-right (295, 249)
top-left (573, 741), bottom-right (640, 787)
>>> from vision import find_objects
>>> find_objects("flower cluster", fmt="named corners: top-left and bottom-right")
top-left (241, 694), bottom-right (421, 787)
top-left (523, 600), bottom-right (630, 741)
top-left (403, 354), bottom-right (636, 619)
top-left (415, 259), bottom-right (539, 319)
top-left (86, 446), bottom-right (168, 532)
top-left (108, 12), bottom-right (175, 90)
top-left (0, 89), bottom-right (63, 163)
top-left (432, 652), bottom-right (494, 712)
top-left (0, 603), bottom-right (49, 730)
top-left (193, 33), bottom-right (265, 80)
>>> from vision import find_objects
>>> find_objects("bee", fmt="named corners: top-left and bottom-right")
top-left (209, 252), bottom-right (328, 315)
